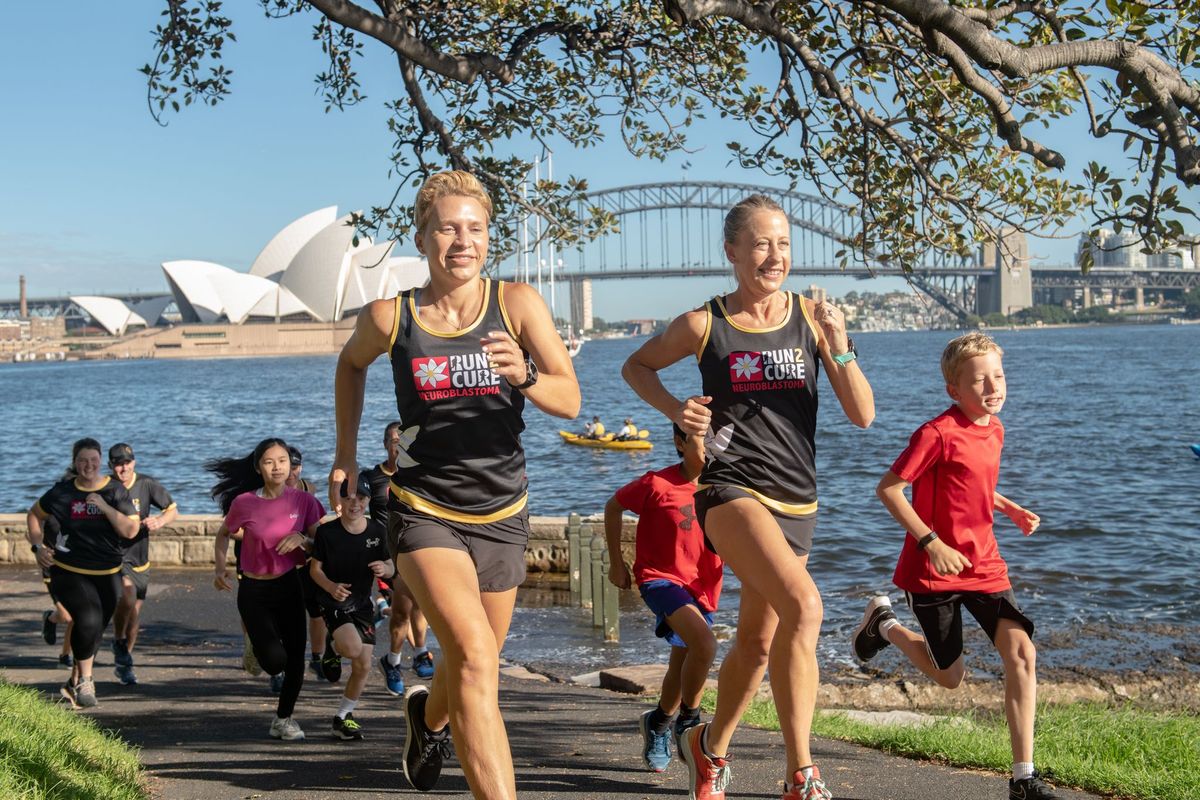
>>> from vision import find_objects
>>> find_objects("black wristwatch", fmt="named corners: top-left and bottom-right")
top-left (31, 543), bottom-right (41, 554)
top-left (509, 354), bottom-right (538, 391)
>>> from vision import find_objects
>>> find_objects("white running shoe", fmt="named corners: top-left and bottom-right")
top-left (269, 716), bottom-right (306, 741)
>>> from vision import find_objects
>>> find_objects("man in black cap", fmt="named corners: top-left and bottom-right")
top-left (108, 443), bottom-right (177, 685)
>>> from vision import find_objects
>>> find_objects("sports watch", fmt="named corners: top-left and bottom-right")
top-left (509, 354), bottom-right (539, 390)
top-left (832, 337), bottom-right (857, 366)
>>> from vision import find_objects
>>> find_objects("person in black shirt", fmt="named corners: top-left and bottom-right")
top-left (26, 438), bottom-right (140, 708)
top-left (108, 442), bottom-right (178, 686)
top-left (288, 445), bottom-right (329, 680)
top-left (310, 472), bottom-right (393, 740)
top-left (362, 420), bottom-right (434, 696)
top-left (35, 513), bottom-right (76, 668)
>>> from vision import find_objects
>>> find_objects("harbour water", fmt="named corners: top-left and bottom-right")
top-left (3, 324), bottom-right (1198, 677)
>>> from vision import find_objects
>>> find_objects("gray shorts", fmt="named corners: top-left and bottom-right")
top-left (694, 484), bottom-right (816, 556)
top-left (388, 502), bottom-right (528, 593)
top-left (120, 563), bottom-right (150, 600)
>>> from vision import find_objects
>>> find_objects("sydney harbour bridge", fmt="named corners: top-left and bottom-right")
top-left (5, 181), bottom-right (1198, 326)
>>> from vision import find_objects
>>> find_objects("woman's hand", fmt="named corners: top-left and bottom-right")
top-left (36, 547), bottom-right (54, 570)
top-left (85, 493), bottom-right (110, 512)
top-left (481, 330), bottom-right (528, 387)
top-left (814, 301), bottom-right (850, 354)
top-left (213, 569), bottom-right (233, 592)
top-left (673, 395), bottom-right (713, 437)
top-left (276, 533), bottom-right (307, 555)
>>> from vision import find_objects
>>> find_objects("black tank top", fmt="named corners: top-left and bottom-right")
top-left (387, 278), bottom-right (528, 522)
top-left (697, 292), bottom-right (822, 514)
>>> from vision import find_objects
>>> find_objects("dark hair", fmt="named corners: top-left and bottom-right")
top-left (384, 421), bottom-right (404, 440)
top-left (72, 438), bottom-right (102, 461)
top-left (671, 424), bottom-right (687, 458)
top-left (287, 445), bottom-right (303, 467)
top-left (723, 194), bottom-right (785, 243)
top-left (206, 438), bottom-right (289, 514)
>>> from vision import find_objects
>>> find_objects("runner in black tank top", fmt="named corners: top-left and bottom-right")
top-left (624, 194), bottom-right (874, 800)
top-left (331, 170), bottom-right (579, 799)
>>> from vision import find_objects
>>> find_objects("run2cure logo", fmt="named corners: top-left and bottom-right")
top-left (412, 353), bottom-right (502, 400)
top-left (728, 349), bottom-right (807, 392)
top-left (70, 499), bottom-right (101, 519)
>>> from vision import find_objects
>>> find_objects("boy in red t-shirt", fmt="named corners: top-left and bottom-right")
top-left (853, 332), bottom-right (1061, 800)
top-left (605, 426), bottom-right (722, 774)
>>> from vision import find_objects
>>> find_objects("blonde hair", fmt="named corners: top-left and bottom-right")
top-left (413, 170), bottom-right (493, 233)
top-left (723, 194), bottom-right (786, 243)
top-left (940, 332), bottom-right (1004, 384)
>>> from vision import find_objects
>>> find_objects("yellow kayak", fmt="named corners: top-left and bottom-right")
top-left (559, 430), bottom-right (653, 451)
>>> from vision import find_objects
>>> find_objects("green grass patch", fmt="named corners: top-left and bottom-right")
top-left (699, 690), bottom-right (1199, 800)
top-left (0, 677), bottom-right (145, 800)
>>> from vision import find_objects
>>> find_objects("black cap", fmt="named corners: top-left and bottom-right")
top-left (340, 472), bottom-right (373, 498)
top-left (108, 443), bottom-right (135, 465)
top-left (287, 445), bottom-right (303, 466)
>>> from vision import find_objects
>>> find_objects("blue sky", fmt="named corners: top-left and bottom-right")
top-left (1, 3), bottom-right (1189, 319)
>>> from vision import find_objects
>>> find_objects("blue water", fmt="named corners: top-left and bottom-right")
top-left (3, 324), bottom-right (1198, 673)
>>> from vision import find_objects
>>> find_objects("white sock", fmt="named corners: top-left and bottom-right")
top-left (337, 697), bottom-right (358, 719)
top-left (1013, 761), bottom-right (1035, 781)
top-left (413, 646), bottom-right (429, 657)
top-left (879, 617), bottom-right (899, 642)
top-left (387, 651), bottom-right (402, 666)
top-left (786, 766), bottom-right (815, 790)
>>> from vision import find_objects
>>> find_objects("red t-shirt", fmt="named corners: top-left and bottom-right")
top-left (614, 464), bottom-right (723, 612)
top-left (890, 405), bottom-right (1010, 594)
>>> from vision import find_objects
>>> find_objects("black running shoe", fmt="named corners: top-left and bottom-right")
top-left (1010, 771), bottom-right (1062, 800)
top-left (321, 633), bottom-right (342, 683)
top-left (851, 595), bottom-right (897, 662)
top-left (402, 686), bottom-right (452, 791)
top-left (42, 610), bottom-right (56, 646)
top-left (332, 713), bottom-right (364, 741)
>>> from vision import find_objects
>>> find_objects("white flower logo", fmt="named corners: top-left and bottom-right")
top-left (413, 358), bottom-right (448, 387)
top-left (731, 353), bottom-right (761, 380)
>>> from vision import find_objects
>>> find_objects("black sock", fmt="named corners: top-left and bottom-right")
top-left (647, 704), bottom-right (675, 734)
top-left (678, 703), bottom-right (700, 723)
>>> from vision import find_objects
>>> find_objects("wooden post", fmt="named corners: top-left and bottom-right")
top-left (601, 547), bottom-right (620, 642)
top-left (567, 513), bottom-right (581, 606)
top-left (590, 533), bottom-right (605, 627)
top-left (579, 523), bottom-right (594, 610)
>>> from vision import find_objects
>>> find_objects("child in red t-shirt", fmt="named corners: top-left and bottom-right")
top-left (852, 332), bottom-right (1060, 800)
top-left (604, 425), bottom-right (722, 774)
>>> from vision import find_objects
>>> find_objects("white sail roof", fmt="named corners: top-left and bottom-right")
top-left (71, 296), bottom-right (147, 336)
top-left (279, 213), bottom-right (360, 322)
top-left (248, 206), bottom-right (338, 280)
top-left (161, 261), bottom-right (229, 323)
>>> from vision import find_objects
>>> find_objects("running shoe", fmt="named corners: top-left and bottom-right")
top-left (321, 634), bottom-right (342, 683)
top-left (59, 682), bottom-right (78, 708)
top-left (412, 651), bottom-right (435, 679)
top-left (379, 655), bottom-right (405, 697)
top-left (269, 672), bottom-right (285, 694)
top-left (115, 664), bottom-right (139, 686)
top-left (58, 653), bottom-right (74, 669)
top-left (73, 677), bottom-right (98, 708)
top-left (1010, 770), bottom-right (1062, 800)
top-left (242, 632), bottom-right (262, 676)
top-left (269, 716), bottom-right (306, 741)
top-left (674, 714), bottom-right (702, 764)
top-left (111, 638), bottom-right (133, 668)
top-left (41, 610), bottom-right (56, 645)
top-left (638, 708), bottom-right (673, 772)
top-left (782, 766), bottom-right (833, 800)
top-left (402, 686), bottom-right (453, 791)
top-left (681, 722), bottom-right (731, 800)
top-left (308, 655), bottom-right (324, 679)
top-left (851, 595), bottom-right (897, 663)
top-left (332, 713), bottom-right (364, 741)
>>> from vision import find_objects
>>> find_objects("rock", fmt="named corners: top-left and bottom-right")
top-left (834, 710), bottom-right (944, 727)
top-left (570, 670), bottom-right (602, 687)
top-left (599, 664), bottom-right (669, 694)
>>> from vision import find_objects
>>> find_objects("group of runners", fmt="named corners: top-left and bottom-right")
top-left (24, 169), bottom-right (1060, 800)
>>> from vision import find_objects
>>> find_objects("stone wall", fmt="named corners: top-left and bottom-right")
top-left (0, 513), bottom-right (636, 572)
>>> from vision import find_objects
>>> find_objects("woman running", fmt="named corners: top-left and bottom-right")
top-left (624, 194), bottom-right (875, 800)
top-left (26, 438), bottom-right (140, 707)
top-left (330, 170), bottom-right (580, 799)
top-left (209, 438), bottom-right (325, 741)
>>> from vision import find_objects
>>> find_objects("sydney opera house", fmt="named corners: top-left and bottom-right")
top-left (72, 207), bottom-right (427, 336)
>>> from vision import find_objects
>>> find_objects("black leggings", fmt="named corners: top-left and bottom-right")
top-left (49, 566), bottom-right (120, 661)
top-left (237, 569), bottom-right (307, 719)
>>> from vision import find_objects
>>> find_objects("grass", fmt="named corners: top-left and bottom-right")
top-left (0, 677), bottom-right (146, 800)
top-left (699, 690), bottom-right (1200, 800)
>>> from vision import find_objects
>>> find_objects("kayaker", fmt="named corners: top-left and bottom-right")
top-left (584, 415), bottom-right (606, 439)
top-left (616, 418), bottom-right (638, 441)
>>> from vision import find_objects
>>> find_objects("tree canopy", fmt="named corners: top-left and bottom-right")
top-left (144, 0), bottom-right (1200, 269)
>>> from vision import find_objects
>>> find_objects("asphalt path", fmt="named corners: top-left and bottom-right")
top-left (0, 567), bottom-right (1101, 800)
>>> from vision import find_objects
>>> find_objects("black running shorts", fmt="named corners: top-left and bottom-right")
top-left (388, 503), bottom-right (528, 593)
top-left (120, 563), bottom-right (150, 601)
top-left (694, 484), bottom-right (816, 556)
top-left (321, 599), bottom-right (377, 646)
top-left (904, 589), bottom-right (1035, 671)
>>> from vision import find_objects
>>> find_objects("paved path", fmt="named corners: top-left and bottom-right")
top-left (0, 568), bottom-right (1102, 800)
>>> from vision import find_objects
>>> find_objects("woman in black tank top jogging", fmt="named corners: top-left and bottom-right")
top-left (331, 170), bottom-right (580, 800)
top-left (624, 195), bottom-right (875, 800)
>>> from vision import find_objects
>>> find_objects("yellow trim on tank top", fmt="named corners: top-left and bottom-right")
top-left (387, 292), bottom-right (404, 360)
top-left (496, 280), bottom-right (519, 338)
top-left (409, 278), bottom-right (492, 338)
top-left (52, 560), bottom-right (122, 576)
top-left (695, 303), bottom-right (713, 362)
top-left (74, 476), bottom-right (111, 492)
top-left (388, 483), bottom-right (527, 524)
top-left (130, 562), bottom-right (151, 573)
top-left (796, 293), bottom-right (821, 346)
top-left (699, 483), bottom-right (817, 516)
top-left (713, 292), bottom-right (793, 333)
top-left (32, 502), bottom-right (48, 520)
